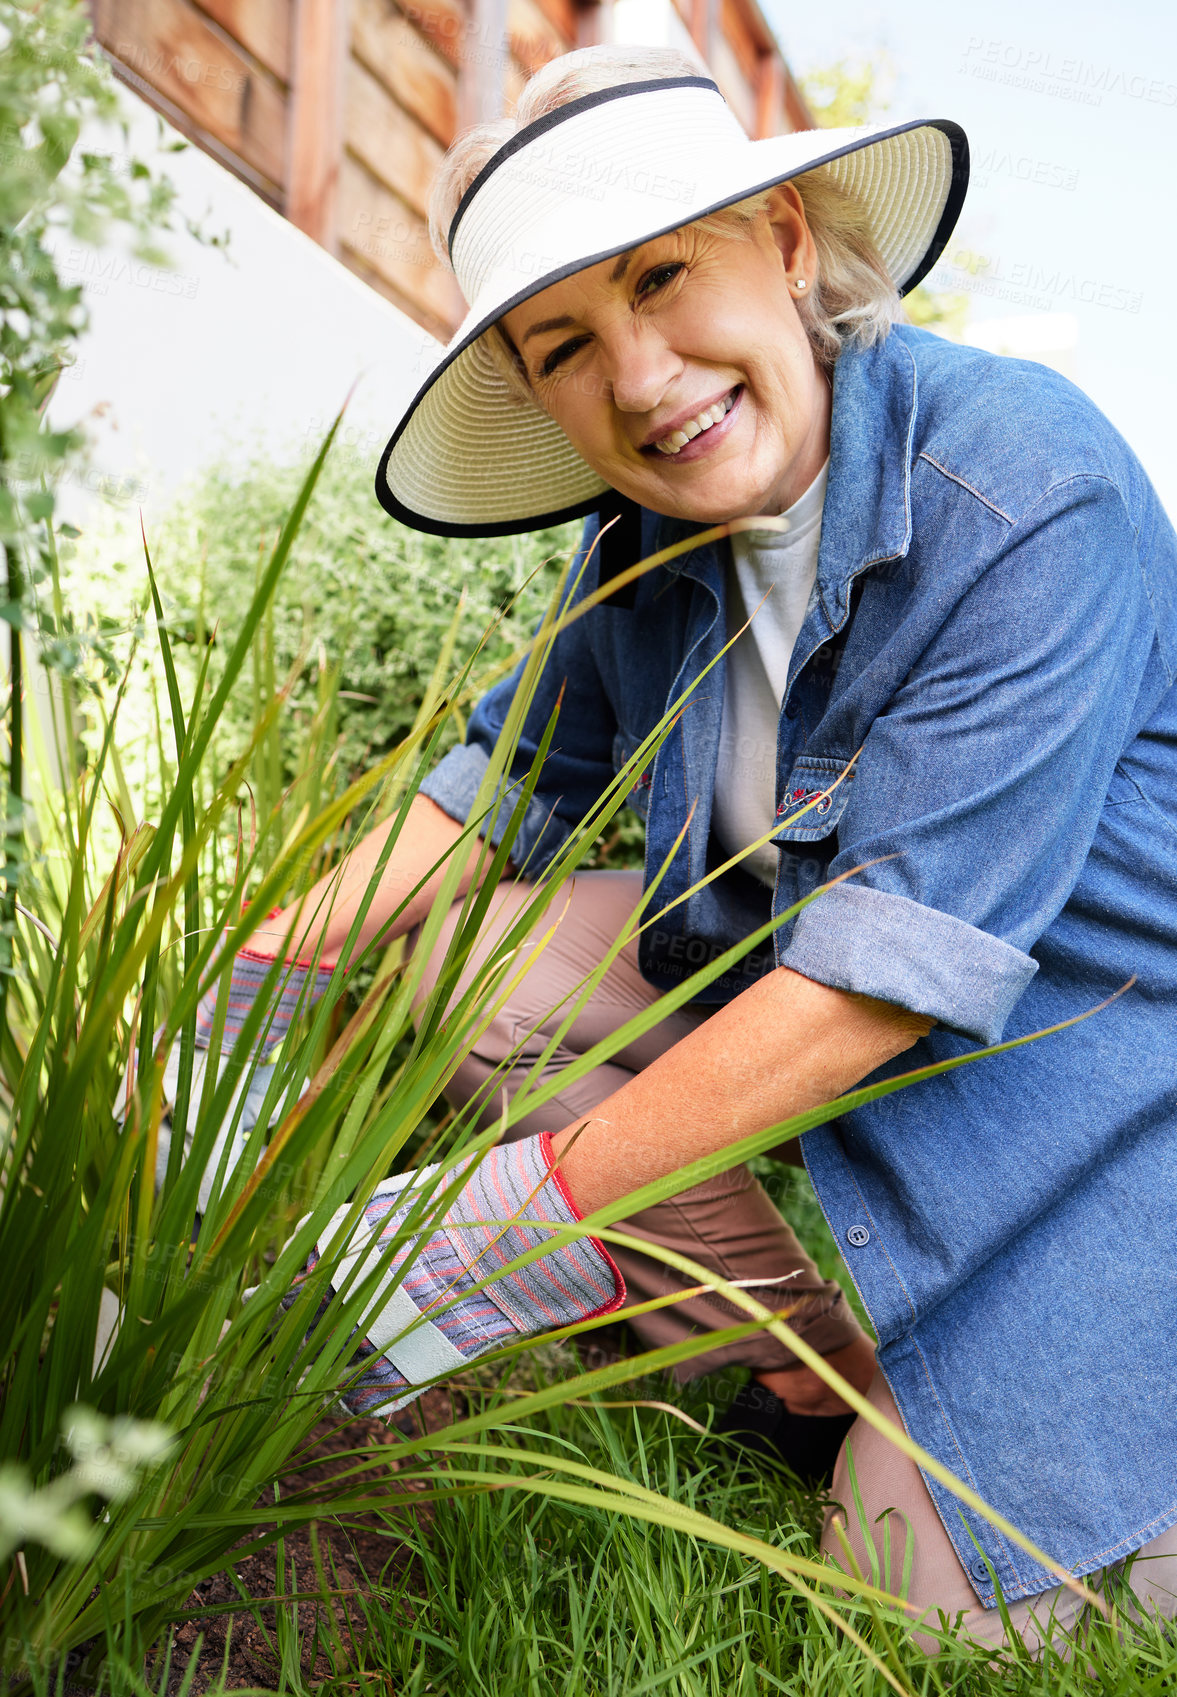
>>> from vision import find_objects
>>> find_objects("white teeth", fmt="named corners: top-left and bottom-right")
top-left (654, 391), bottom-right (736, 456)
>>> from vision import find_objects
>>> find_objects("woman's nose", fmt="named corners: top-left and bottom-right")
top-left (602, 322), bottom-right (682, 414)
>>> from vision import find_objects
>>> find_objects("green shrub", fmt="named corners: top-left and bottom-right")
top-left (66, 440), bottom-right (648, 870)
top-left (0, 0), bottom-right (179, 1038)
top-left (76, 446), bottom-right (573, 791)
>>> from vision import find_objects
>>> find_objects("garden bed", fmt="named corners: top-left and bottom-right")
top-left (159, 1390), bottom-right (460, 1694)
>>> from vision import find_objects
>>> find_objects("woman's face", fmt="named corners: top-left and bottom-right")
top-left (500, 185), bottom-right (831, 522)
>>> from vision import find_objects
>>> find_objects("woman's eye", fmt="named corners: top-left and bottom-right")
top-left (637, 262), bottom-right (684, 297)
top-left (538, 337), bottom-right (588, 378)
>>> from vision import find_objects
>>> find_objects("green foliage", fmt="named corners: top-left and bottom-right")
top-left (0, 1405), bottom-right (175, 1563)
top-left (71, 443), bottom-right (576, 815)
top-left (66, 442), bottom-right (647, 872)
top-left (0, 0), bottom-right (177, 553)
top-left (350, 1385), bottom-right (1177, 1697)
top-left (798, 53), bottom-right (895, 129)
top-left (0, 0), bottom-right (180, 1035)
top-left (902, 283), bottom-right (970, 340)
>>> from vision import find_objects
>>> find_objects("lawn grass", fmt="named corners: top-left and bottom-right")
top-left (146, 1170), bottom-right (1177, 1696)
top-left (167, 1329), bottom-right (1177, 1697)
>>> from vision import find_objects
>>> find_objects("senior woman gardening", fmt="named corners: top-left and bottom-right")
top-left (189, 47), bottom-right (1177, 1648)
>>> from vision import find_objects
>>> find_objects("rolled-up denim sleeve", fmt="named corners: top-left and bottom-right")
top-left (779, 475), bottom-right (1162, 1043)
top-left (420, 516), bottom-right (620, 874)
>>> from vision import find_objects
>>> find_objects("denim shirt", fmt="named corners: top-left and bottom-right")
top-left (422, 323), bottom-right (1177, 1604)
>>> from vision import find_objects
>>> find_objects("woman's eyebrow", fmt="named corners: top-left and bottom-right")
top-left (521, 249), bottom-right (644, 345)
top-left (522, 314), bottom-right (576, 346)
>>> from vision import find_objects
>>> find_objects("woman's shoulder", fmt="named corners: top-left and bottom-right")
top-left (887, 323), bottom-right (1153, 530)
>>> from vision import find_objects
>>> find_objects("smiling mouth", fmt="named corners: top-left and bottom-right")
top-left (641, 387), bottom-right (742, 459)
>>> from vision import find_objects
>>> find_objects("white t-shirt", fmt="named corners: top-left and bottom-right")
top-left (711, 460), bottom-right (828, 887)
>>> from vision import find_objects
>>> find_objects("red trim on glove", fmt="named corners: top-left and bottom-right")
top-left (236, 906), bottom-right (345, 974)
top-left (538, 1131), bottom-right (627, 1316)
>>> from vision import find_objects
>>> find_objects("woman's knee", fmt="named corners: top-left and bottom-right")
top-left (817, 1372), bottom-right (1140, 1659)
top-left (820, 1372), bottom-right (982, 1646)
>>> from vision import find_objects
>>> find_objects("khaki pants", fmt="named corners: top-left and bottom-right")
top-left (409, 868), bottom-right (862, 1379)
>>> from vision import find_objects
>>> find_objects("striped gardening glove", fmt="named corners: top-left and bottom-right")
top-left (193, 913), bottom-right (337, 1060)
top-left (282, 1132), bottom-right (626, 1418)
top-left (150, 917), bottom-right (336, 1212)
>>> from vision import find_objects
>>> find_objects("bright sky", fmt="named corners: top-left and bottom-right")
top-left (767, 0), bottom-right (1177, 515)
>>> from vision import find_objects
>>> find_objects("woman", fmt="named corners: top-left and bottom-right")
top-left (205, 48), bottom-right (1177, 1648)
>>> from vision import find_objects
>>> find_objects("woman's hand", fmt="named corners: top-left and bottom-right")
top-left (279, 1131), bottom-right (624, 1418)
top-left (117, 923), bottom-right (328, 1210)
top-left (272, 968), bottom-right (926, 1423)
top-left (192, 921), bottom-right (337, 1056)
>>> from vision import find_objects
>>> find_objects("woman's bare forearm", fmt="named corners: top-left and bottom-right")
top-left (551, 968), bottom-right (933, 1213)
top-left (253, 795), bottom-right (490, 967)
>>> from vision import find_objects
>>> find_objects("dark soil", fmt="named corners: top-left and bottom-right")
top-left (153, 1389), bottom-right (462, 1695)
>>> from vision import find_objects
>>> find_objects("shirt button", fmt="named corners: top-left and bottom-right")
top-left (784, 699), bottom-right (800, 719)
top-left (845, 1224), bottom-right (871, 1248)
top-left (970, 1558), bottom-right (991, 1583)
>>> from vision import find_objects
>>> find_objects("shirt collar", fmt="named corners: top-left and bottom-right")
top-left (817, 326), bottom-right (918, 628)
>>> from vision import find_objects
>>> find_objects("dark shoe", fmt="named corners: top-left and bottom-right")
top-left (707, 1378), bottom-right (856, 1487)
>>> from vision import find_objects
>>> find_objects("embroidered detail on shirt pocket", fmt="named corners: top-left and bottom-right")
top-left (772, 755), bottom-right (855, 843)
top-left (612, 729), bottom-right (653, 820)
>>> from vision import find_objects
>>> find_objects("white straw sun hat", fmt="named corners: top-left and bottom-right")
top-left (375, 76), bottom-right (968, 537)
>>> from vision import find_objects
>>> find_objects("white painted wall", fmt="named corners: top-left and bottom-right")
top-left (607, 0), bottom-right (708, 70)
top-left (46, 85), bottom-right (437, 532)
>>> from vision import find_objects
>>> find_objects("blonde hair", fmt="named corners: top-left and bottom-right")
top-left (428, 46), bottom-right (901, 400)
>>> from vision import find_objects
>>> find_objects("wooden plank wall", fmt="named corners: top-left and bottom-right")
top-left (345, 0), bottom-right (466, 334)
top-left (90, 0), bottom-right (291, 199)
top-left (343, 0), bottom-right (581, 331)
top-left (89, 0), bottom-right (810, 341)
top-left (673, 0), bottom-right (809, 139)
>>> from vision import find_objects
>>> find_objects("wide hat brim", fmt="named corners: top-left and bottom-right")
top-left (376, 81), bottom-right (968, 537)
